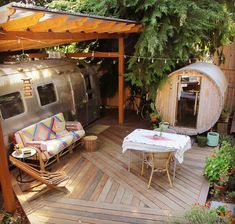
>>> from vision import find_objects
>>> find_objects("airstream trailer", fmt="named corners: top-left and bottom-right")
top-left (0, 59), bottom-right (101, 148)
top-left (156, 62), bottom-right (228, 135)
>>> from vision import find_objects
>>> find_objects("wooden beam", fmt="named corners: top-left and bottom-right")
top-left (65, 52), bottom-right (119, 58)
top-left (0, 34), bottom-right (118, 52)
top-left (0, 12), bottom-right (45, 31)
top-left (27, 53), bottom-right (49, 59)
top-left (83, 21), bottom-right (117, 33)
top-left (107, 23), bottom-right (127, 33)
top-left (70, 19), bottom-right (103, 33)
top-left (0, 31), bottom-right (118, 40)
top-left (107, 24), bottom-right (135, 33)
top-left (118, 37), bottom-right (124, 124)
top-left (52, 18), bottom-right (88, 32)
top-left (29, 15), bottom-right (69, 32)
top-left (0, 121), bottom-right (16, 213)
top-left (125, 24), bottom-right (143, 33)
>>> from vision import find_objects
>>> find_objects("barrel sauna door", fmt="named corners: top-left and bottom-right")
top-left (175, 75), bottom-right (201, 128)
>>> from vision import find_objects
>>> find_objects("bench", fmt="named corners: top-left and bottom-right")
top-left (15, 113), bottom-right (85, 170)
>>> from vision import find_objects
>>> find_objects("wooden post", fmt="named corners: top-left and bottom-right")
top-left (118, 37), bottom-right (124, 124)
top-left (0, 121), bottom-right (16, 213)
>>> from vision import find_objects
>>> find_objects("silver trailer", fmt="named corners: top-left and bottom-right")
top-left (0, 59), bottom-right (101, 148)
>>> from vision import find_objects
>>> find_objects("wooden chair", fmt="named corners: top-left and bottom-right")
top-left (141, 152), bottom-right (173, 189)
top-left (10, 156), bottom-right (69, 199)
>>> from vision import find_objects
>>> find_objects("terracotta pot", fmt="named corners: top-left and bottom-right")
top-left (150, 115), bottom-right (157, 123)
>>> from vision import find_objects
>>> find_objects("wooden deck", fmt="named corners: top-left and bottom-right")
top-left (11, 110), bottom-right (212, 224)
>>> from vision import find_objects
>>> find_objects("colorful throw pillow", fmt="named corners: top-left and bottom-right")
top-left (54, 121), bottom-right (69, 137)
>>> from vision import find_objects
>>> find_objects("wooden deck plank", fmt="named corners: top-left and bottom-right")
top-left (113, 185), bottom-right (125, 204)
top-left (11, 110), bottom-right (210, 223)
top-left (81, 169), bottom-right (104, 200)
top-left (104, 181), bottom-right (119, 203)
top-left (90, 174), bottom-right (109, 201)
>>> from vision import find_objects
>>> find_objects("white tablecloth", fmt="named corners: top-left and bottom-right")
top-left (122, 129), bottom-right (191, 163)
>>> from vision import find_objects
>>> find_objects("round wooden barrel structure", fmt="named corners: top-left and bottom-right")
top-left (156, 62), bottom-right (228, 135)
top-left (84, 135), bottom-right (98, 152)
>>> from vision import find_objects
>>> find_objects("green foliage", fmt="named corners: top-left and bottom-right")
top-left (204, 141), bottom-right (234, 184)
top-left (1, 212), bottom-right (22, 224)
top-left (184, 206), bottom-right (222, 224)
top-left (183, 205), bottom-right (231, 224)
top-left (47, 0), bottom-right (235, 95)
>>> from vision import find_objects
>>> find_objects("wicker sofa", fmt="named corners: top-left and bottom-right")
top-left (14, 113), bottom-right (85, 170)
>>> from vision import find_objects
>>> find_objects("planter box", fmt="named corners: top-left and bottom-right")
top-left (217, 122), bottom-right (228, 134)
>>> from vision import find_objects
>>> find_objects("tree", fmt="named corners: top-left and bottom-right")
top-left (48, 0), bottom-right (235, 96)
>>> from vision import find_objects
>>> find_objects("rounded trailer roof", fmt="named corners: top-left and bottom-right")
top-left (171, 62), bottom-right (228, 97)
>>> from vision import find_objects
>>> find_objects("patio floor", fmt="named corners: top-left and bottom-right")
top-left (11, 109), bottom-right (212, 224)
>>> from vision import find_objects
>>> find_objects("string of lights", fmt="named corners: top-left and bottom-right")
top-left (0, 31), bottom-right (212, 63)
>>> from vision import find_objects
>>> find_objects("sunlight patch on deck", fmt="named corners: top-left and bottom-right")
top-left (86, 124), bottom-right (110, 135)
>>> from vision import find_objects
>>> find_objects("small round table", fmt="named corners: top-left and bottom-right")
top-left (12, 147), bottom-right (37, 183)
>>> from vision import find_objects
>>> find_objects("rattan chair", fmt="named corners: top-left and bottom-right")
top-left (141, 152), bottom-right (173, 189)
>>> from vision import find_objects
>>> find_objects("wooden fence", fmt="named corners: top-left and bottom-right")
top-left (105, 40), bottom-right (235, 111)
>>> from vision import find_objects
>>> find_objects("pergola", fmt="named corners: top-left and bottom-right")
top-left (0, 3), bottom-right (142, 213)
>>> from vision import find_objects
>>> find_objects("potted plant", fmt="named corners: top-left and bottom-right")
top-left (204, 141), bottom-right (233, 193)
top-left (213, 172), bottom-right (229, 191)
top-left (149, 102), bottom-right (160, 123)
top-left (197, 135), bottom-right (207, 147)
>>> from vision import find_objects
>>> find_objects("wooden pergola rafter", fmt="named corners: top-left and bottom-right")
top-left (0, 3), bottom-right (142, 213)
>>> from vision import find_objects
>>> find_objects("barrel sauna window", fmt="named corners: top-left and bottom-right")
top-left (0, 92), bottom-right (24, 119)
top-left (37, 82), bottom-right (57, 106)
top-left (175, 75), bottom-right (201, 128)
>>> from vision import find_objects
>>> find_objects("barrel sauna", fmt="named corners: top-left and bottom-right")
top-left (156, 62), bottom-right (228, 135)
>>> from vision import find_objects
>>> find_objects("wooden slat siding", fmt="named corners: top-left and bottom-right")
top-left (81, 169), bottom-right (104, 200)
top-left (215, 39), bottom-right (235, 110)
top-left (231, 113), bottom-right (235, 133)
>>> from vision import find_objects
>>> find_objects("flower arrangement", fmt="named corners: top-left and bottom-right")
top-left (14, 144), bottom-right (22, 154)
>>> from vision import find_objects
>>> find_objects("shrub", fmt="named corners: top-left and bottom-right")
top-left (204, 141), bottom-right (233, 184)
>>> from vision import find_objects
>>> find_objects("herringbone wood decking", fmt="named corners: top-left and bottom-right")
top-left (11, 110), bottom-right (211, 224)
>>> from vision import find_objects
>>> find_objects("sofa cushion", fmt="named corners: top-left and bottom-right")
top-left (40, 129), bottom-right (85, 157)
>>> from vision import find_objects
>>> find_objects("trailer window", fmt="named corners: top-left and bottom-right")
top-left (37, 83), bottom-right (57, 106)
top-left (0, 92), bottom-right (24, 119)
